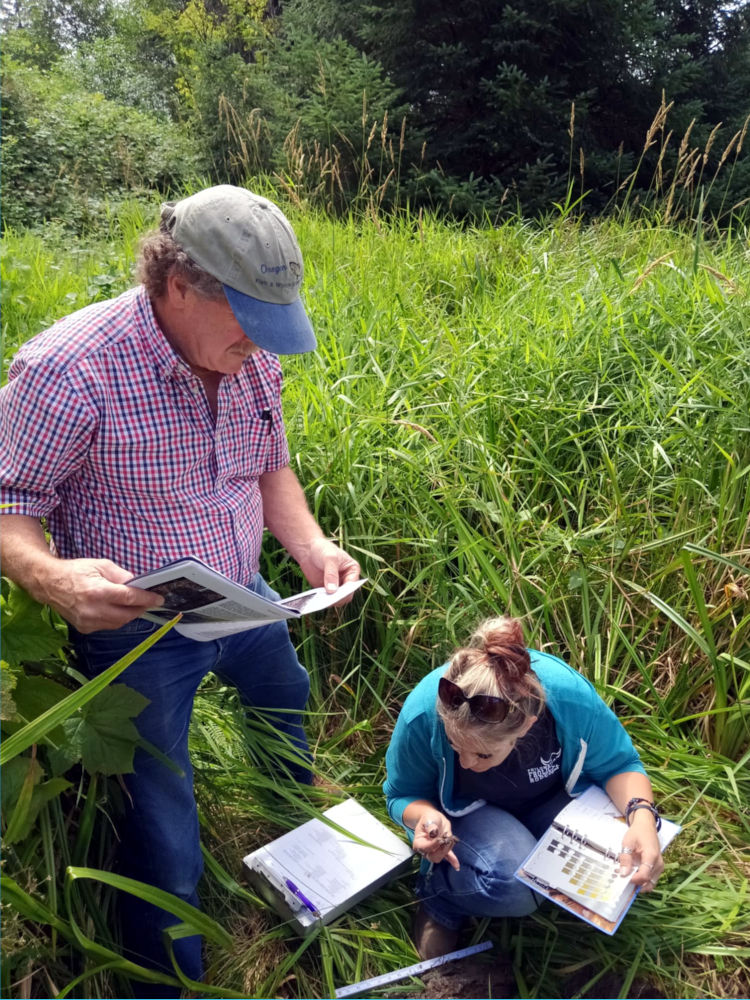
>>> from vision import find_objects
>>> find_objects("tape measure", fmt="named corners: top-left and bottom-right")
top-left (334, 939), bottom-right (493, 998)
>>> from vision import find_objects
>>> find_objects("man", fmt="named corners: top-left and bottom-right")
top-left (0, 185), bottom-right (360, 989)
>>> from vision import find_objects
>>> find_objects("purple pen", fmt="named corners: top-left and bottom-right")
top-left (285, 878), bottom-right (321, 917)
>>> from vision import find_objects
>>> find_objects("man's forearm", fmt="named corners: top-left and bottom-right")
top-left (259, 465), bottom-right (326, 563)
top-left (0, 514), bottom-right (59, 602)
top-left (259, 465), bottom-right (360, 593)
top-left (1, 512), bottom-right (164, 631)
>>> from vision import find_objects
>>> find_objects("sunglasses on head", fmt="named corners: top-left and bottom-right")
top-left (438, 676), bottom-right (512, 724)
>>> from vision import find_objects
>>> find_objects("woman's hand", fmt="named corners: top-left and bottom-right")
top-left (606, 772), bottom-right (664, 893)
top-left (412, 809), bottom-right (460, 870)
top-left (617, 812), bottom-right (664, 892)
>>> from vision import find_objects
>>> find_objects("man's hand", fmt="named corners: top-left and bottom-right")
top-left (297, 537), bottom-right (361, 601)
top-left (33, 557), bottom-right (164, 633)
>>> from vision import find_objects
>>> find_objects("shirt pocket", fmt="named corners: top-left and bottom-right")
top-left (217, 411), bottom-right (273, 481)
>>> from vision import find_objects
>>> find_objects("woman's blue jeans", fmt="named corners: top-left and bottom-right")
top-left (69, 574), bottom-right (311, 992)
top-left (417, 791), bottom-right (572, 930)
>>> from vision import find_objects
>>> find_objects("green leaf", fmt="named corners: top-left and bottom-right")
top-left (63, 713), bottom-right (139, 776)
top-left (72, 683), bottom-right (149, 774)
top-left (47, 725), bottom-right (84, 776)
top-left (682, 542), bottom-right (750, 578)
top-left (3, 754), bottom-right (42, 842)
top-left (2, 755), bottom-right (72, 843)
top-left (0, 661), bottom-right (18, 721)
top-left (2, 874), bottom-right (180, 989)
top-left (0, 616), bottom-right (179, 766)
top-left (1, 874), bottom-right (74, 939)
top-left (4, 775), bottom-right (73, 843)
top-left (0, 582), bottom-right (67, 667)
top-left (66, 867), bottom-right (234, 949)
top-left (625, 579), bottom-right (713, 659)
top-left (1, 755), bottom-right (44, 811)
top-left (3, 672), bottom-right (70, 744)
top-left (83, 682), bottom-right (150, 722)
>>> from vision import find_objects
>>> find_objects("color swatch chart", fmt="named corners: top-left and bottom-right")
top-left (530, 826), bottom-right (629, 920)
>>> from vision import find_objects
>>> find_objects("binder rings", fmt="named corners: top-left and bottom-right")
top-left (515, 785), bottom-right (681, 934)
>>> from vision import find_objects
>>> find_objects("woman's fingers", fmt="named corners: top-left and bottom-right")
top-left (618, 827), bottom-right (664, 891)
top-left (422, 841), bottom-right (461, 870)
top-left (633, 851), bottom-right (664, 891)
top-left (414, 813), bottom-right (461, 870)
top-left (617, 847), bottom-right (664, 892)
top-left (617, 845), bottom-right (636, 877)
top-left (635, 860), bottom-right (656, 891)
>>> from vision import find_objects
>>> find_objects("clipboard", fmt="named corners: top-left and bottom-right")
top-left (242, 799), bottom-right (415, 935)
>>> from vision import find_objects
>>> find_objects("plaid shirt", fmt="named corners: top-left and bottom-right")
top-left (0, 287), bottom-right (290, 584)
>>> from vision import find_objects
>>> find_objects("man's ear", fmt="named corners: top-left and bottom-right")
top-left (166, 271), bottom-right (190, 306)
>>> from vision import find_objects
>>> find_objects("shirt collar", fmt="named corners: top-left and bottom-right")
top-left (132, 285), bottom-right (194, 382)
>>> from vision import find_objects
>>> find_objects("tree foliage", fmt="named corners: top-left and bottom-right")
top-left (0, 0), bottom-right (115, 65)
top-left (286, 0), bottom-right (750, 215)
top-left (1, 0), bottom-right (749, 220)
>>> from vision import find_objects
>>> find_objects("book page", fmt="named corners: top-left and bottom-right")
top-left (130, 559), bottom-right (367, 641)
top-left (170, 579), bottom-right (368, 641)
top-left (275, 579), bottom-right (368, 616)
top-left (553, 785), bottom-right (681, 854)
top-left (551, 786), bottom-right (630, 856)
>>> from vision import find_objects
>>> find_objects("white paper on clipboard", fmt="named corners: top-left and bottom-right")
top-left (243, 799), bottom-right (414, 934)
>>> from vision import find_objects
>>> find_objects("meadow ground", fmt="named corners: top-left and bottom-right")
top-left (1, 200), bottom-right (749, 999)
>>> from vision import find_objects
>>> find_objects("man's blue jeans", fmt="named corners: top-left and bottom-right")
top-left (417, 790), bottom-right (572, 930)
top-left (69, 574), bottom-right (311, 991)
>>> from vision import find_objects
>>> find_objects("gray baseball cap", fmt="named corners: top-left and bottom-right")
top-left (160, 185), bottom-right (316, 354)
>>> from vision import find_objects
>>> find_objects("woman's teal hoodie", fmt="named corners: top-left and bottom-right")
top-left (384, 649), bottom-right (646, 832)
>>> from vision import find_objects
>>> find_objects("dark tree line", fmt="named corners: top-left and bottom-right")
top-left (305, 0), bottom-right (750, 214)
top-left (2, 0), bottom-right (749, 223)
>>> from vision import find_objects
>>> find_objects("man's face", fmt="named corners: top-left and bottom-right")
top-left (177, 289), bottom-right (260, 374)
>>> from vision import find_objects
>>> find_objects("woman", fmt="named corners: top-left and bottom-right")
top-left (383, 616), bottom-right (664, 959)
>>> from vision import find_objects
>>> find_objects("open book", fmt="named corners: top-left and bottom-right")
top-left (128, 557), bottom-right (366, 642)
top-left (242, 799), bottom-right (414, 935)
top-left (515, 785), bottom-right (681, 934)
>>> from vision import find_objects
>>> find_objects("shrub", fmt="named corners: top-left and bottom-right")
top-left (1, 61), bottom-right (203, 231)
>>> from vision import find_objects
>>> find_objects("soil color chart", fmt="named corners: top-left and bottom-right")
top-left (537, 828), bottom-right (627, 920)
top-left (516, 785), bottom-right (682, 934)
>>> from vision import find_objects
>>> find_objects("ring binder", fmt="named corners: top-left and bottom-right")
top-left (515, 785), bottom-right (681, 934)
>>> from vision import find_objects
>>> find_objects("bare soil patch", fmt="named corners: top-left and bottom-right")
top-left (406, 956), bottom-right (666, 999)
top-left (411, 956), bottom-right (514, 999)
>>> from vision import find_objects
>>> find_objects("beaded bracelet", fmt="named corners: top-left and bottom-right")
top-left (625, 796), bottom-right (662, 831)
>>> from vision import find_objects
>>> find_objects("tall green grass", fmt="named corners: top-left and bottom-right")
top-left (2, 201), bottom-right (749, 998)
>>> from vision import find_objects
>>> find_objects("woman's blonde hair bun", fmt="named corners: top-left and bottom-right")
top-left (439, 615), bottom-right (545, 741)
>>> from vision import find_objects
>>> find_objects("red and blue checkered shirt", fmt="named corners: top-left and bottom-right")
top-left (0, 287), bottom-right (291, 584)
